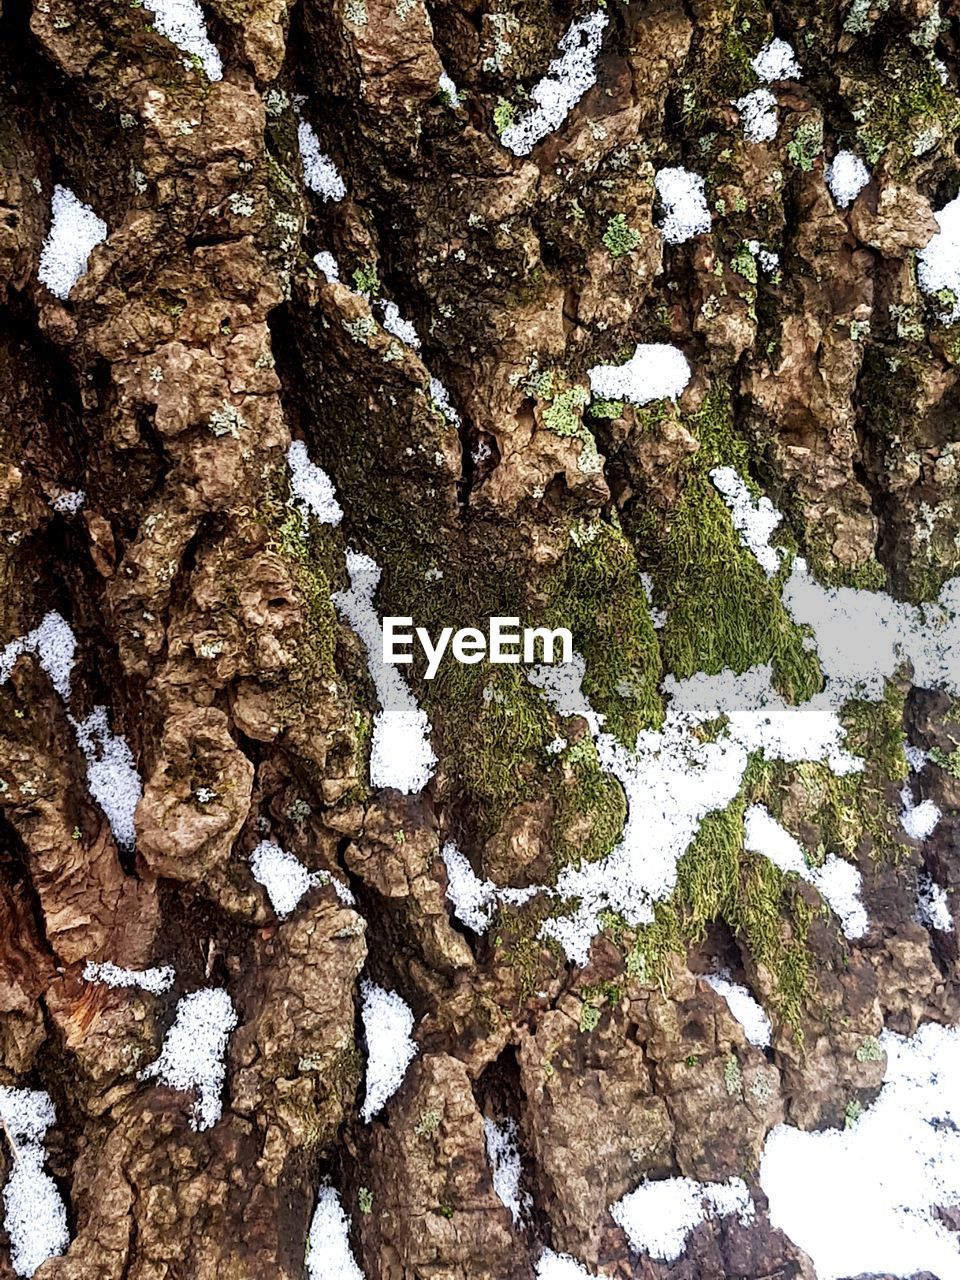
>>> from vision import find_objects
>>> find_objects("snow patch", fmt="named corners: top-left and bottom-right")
top-left (703, 969), bottom-right (772, 1047)
top-left (0, 1087), bottom-right (69, 1278)
top-left (39, 186), bottom-right (107, 301)
top-left (298, 121), bottom-right (346, 201)
top-left (143, 0), bottom-right (222, 78)
top-left (744, 804), bottom-right (868, 939)
top-left (332, 551), bottom-right (437, 794)
top-left (918, 194), bottom-right (960, 322)
top-left (83, 960), bottom-right (175, 995)
top-left (380, 300), bottom-right (421, 349)
top-left (0, 612), bottom-right (76, 701)
top-left (51, 490), bottom-right (85, 515)
top-left (900, 786), bottom-right (941, 841)
top-left (500, 11), bottom-right (607, 155)
top-left (306, 1183), bottom-right (365, 1280)
top-left (751, 37), bottom-right (801, 82)
top-left (439, 71), bottom-right (461, 107)
top-left (71, 707), bottom-right (142, 850)
top-left (313, 251), bottom-right (340, 283)
top-left (484, 1116), bottom-right (529, 1223)
top-left (916, 872), bottom-right (953, 932)
top-left (734, 88), bottom-right (779, 142)
top-left (250, 840), bottom-right (321, 918)
top-left (611, 1176), bottom-right (754, 1262)
top-left (826, 150), bottom-right (871, 208)
top-left (760, 1022), bottom-right (960, 1280)
top-left (588, 343), bottom-right (691, 406)
top-left (360, 980), bottom-right (418, 1122)
top-left (535, 1249), bottom-right (594, 1279)
top-left (288, 440), bottom-right (343, 526)
top-left (654, 167), bottom-right (711, 245)
top-left (711, 466), bottom-right (784, 577)
top-left (140, 988), bottom-right (237, 1130)
top-left (441, 843), bottom-right (537, 933)
top-left (429, 378), bottom-right (461, 427)
top-left (528, 653), bottom-right (605, 737)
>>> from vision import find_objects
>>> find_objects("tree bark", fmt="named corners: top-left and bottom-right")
top-left (0, 0), bottom-right (958, 1276)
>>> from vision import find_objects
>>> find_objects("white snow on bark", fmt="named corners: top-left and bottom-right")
top-left (429, 378), bottom-right (461, 427)
top-left (734, 88), bottom-right (778, 142)
top-left (499, 11), bottom-right (607, 155)
top-left (916, 872), bottom-right (953, 932)
top-left (900, 786), bottom-right (941, 841)
top-left (143, 0), bottom-right (223, 78)
top-left (588, 343), bottom-right (692, 406)
top-left (710, 466), bottom-right (784, 577)
top-left (306, 1184), bottom-right (365, 1280)
top-left (744, 804), bottom-right (867, 939)
top-left (140, 988), bottom-right (238, 1130)
top-left (332, 551), bottom-right (437, 794)
top-left (298, 121), bottom-right (346, 201)
top-left (38, 186), bottom-right (107, 300)
top-left (360, 980), bottom-right (418, 1122)
top-left (760, 1022), bottom-right (960, 1280)
top-left (1, 616), bottom-right (145, 851)
top-left (826, 150), bottom-right (871, 208)
top-left (313, 251), bottom-right (340, 282)
top-left (654, 168), bottom-right (711, 244)
top-left (0, 1087), bottom-right (69, 1278)
top-left (83, 960), bottom-right (175, 995)
top-left (0, 611), bottom-right (76, 700)
top-left (918, 194), bottom-right (960, 322)
top-left (610, 1176), bottom-right (754, 1261)
top-left (380, 300), bottom-right (420, 349)
top-left (288, 440), bottom-right (343, 526)
top-left (535, 1249), bottom-right (594, 1278)
top-left (483, 1116), bottom-right (529, 1223)
top-left (703, 969), bottom-right (772, 1047)
top-left (250, 840), bottom-right (321, 918)
top-left (751, 38), bottom-right (801, 82)
top-left (438, 71), bottom-right (461, 107)
top-left (71, 707), bottom-right (142, 850)
top-left (51, 490), bottom-right (85, 515)
top-left (441, 842), bottom-right (537, 932)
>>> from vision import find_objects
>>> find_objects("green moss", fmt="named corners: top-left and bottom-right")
top-left (536, 380), bottom-right (602, 473)
top-left (724, 1054), bottom-right (743, 1095)
top-left (856, 1035), bottom-right (883, 1063)
top-left (851, 47), bottom-right (960, 169)
top-left (677, 0), bottom-right (769, 128)
top-left (602, 213), bottom-right (642, 259)
top-left (352, 263), bottom-right (381, 297)
top-left (543, 386), bottom-right (590, 436)
top-left (492, 898), bottom-right (566, 1003)
top-left (644, 384), bottom-right (821, 703)
top-left (623, 755), bottom-right (816, 1032)
top-left (551, 736), bottom-right (628, 869)
top-left (438, 663), bottom-right (553, 832)
top-left (579, 1003), bottom-right (602, 1032)
top-left (731, 242), bottom-right (759, 284)
top-left (258, 495), bottom-right (341, 688)
top-left (586, 398), bottom-right (625, 420)
top-left (770, 682), bottom-right (906, 867)
top-left (930, 745), bottom-right (960, 778)
top-left (785, 118), bottom-right (824, 172)
top-left (544, 519), bottom-right (662, 744)
top-left (493, 97), bottom-right (516, 136)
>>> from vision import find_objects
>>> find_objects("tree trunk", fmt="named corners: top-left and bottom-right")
top-left (0, 0), bottom-right (958, 1276)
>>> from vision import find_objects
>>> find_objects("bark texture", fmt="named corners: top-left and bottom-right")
top-left (0, 0), bottom-right (959, 1276)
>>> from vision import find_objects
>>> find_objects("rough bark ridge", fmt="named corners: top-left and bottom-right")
top-left (1, 0), bottom-right (959, 1275)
